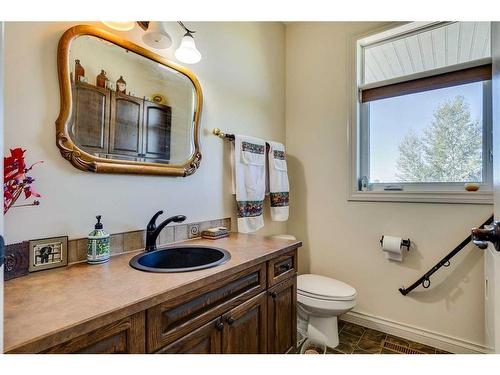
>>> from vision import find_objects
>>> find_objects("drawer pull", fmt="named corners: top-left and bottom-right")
top-left (269, 291), bottom-right (277, 299)
top-left (226, 316), bottom-right (235, 325)
top-left (215, 320), bottom-right (224, 331)
top-left (278, 264), bottom-right (291, 271)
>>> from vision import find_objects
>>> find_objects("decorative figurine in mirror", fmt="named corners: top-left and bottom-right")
top-left (96, 69), bottom-right (108, 88)
top-left (116, 75), bottom-right (127, 93)
top-left (56, 25), bottom-right (203, 177)
top-left (74, 59), bottom-right (85, 82)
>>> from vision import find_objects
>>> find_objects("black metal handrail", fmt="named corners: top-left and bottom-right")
top-left (399, 215), bottom-right (494, 296)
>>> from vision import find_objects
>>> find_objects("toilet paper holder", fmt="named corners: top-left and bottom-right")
top-left (379, 236), bottom-right (411, 251)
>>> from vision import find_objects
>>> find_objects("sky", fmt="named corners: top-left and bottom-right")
top-left (368, 81), bottom-right (484, 183)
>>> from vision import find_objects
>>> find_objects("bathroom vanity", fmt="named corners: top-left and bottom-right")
top-left (3, 234), bottom-right (301, 354)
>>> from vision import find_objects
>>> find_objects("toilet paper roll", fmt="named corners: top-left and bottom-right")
top-left (382, 235), bottom-right (403, 262)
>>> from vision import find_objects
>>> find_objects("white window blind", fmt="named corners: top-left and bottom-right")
top-left (362, 22), bottom-right (491, 88)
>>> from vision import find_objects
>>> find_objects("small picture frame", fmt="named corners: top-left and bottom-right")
top-left (29, 236), bottom-right (68, 272)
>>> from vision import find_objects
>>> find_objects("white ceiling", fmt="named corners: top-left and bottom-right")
top-left (363, 22), bottom-right (491, 85)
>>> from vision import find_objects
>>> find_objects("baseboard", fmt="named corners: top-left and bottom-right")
top-left (340, 310), bottom-right (491, 354)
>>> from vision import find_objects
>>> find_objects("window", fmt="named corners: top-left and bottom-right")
top-left (350, 22), bottom-right (493, 204)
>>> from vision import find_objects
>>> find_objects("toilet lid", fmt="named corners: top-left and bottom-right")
top-left (297, 274), bottom-right (356, 301)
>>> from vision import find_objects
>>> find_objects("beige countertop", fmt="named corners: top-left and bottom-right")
top-left (3, 233), bottom-right (301, 353)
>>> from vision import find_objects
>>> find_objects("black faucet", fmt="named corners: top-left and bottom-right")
top-left (145, 211), bottom-right (187, 252)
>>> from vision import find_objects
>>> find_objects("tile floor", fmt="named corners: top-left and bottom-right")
top-left (323, 321), bottom-right (450, 354)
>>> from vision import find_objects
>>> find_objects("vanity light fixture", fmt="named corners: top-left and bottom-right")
top-left (102, 21), bottom-right (136, 31)
top-left (102, 21), bottom-right (202, 64)
top-left (142, 21), bottom-right (173, 49)
top-left (174, 21), bottom-right (202, 64)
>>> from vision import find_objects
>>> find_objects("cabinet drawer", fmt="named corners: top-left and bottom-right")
top-left (267, 249), bottom-right (297, 287)
top-left (41, 312), bottom-right (145, 354)
top-left (147, 263), bottom-right (266, 352)
top-left (155, 318), bottom-right (222, 354)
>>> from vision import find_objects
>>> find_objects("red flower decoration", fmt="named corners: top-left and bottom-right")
top-left (4, 147), bottom-right (43, 214)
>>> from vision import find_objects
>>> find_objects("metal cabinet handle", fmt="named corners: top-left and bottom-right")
top-left (279, 263), bottom-right (291, 271)
top-left (472, 221), bottom-right (500, 251)
top-left (269, 291), bottom-right (277, 299)
top-left (215, 319), bottom-right (224, 331)
top-left (226, 316), bottom-right (235, 325)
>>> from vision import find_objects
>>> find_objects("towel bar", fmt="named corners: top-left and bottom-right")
top-left (212, 128), bottom-right (271, 151)
top-left (212, 128), bottom-right (235, 140)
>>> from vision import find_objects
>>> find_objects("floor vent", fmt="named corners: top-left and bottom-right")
top-left (383, 342), bottom-right (424, 354)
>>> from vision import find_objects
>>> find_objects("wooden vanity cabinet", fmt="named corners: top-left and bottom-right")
top-left (31, 248), bottom-right (298, 354)
top-left (157, 250), bottom-right (297, 355)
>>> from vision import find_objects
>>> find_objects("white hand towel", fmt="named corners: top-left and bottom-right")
top-left (267, 141), bottom-right (289, 221)
top-left (233, 135), bottom-right (266, 233)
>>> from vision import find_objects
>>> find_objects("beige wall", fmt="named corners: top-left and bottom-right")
top-left (4, 21), bottom-right (287, 244)
top-left (285, 22), bottom-right (492, 347)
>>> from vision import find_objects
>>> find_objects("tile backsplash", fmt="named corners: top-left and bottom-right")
top-left (67, 217), bottom-right (231, 264)
top-left (4, 217), bottom-right (232, 280)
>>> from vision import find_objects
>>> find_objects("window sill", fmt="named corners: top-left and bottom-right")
top-left (348, 190), bottom-right (493, 204)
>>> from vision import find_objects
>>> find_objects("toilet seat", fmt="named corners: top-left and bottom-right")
top-left (297, 289), bottom-right (356, 302)
top-left (297, 274), bottom-right (357, 301)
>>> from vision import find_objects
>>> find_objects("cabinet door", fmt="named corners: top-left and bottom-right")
top-left (41, 312), bottom-right (145, 354)
top-left (147, 263), bottom-right (266, 353)
top-left (71, 83), bottom-right (110, 155)
top-left (267, 276), bottom-right (297, 354)
top-left (222, 291), bottom-right (267, 354)
top-left (142, 101), bottom-right (171, 161)
top-left (109, 92), bottom-right (144, 158)
top-left (156, 318), bottom-right (223, 354)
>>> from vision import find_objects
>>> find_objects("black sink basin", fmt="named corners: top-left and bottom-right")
top-left (129, 245), bottom-right (231, 273)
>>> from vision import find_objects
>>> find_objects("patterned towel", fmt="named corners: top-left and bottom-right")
top-left (233, 135), bottom-right (266, 233)
top-left (267, 141), bottom-right (289, 221)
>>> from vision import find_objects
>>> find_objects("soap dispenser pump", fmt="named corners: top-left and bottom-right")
top-left (87, 215), bottom-right (110, 264)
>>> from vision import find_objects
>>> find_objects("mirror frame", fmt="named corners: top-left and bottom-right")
top-left (56, 25), bottom-right (203, 177)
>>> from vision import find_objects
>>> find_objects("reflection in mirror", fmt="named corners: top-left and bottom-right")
top-left (68, 35), bottom-right (196, 165)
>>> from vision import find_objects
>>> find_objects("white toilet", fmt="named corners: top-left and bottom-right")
top-left (297, 274), bottom-right (357, 348)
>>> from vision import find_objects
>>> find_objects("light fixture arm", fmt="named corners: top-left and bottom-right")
top-left (178, 21), bottom-right (196, 34)
top-left (135, 21), bottom-right (196, 34)
top-left (137, 21), bottom-right (150, 31)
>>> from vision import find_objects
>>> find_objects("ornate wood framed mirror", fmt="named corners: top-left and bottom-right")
top-left (56, 25), bottom-right (203, 176)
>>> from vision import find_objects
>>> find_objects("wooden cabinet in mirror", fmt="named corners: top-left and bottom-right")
top-left (56, 25), bottom-right (203, 176)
